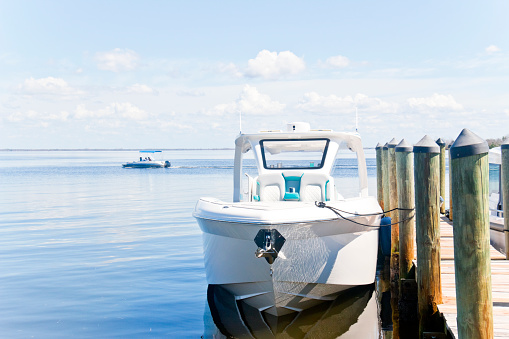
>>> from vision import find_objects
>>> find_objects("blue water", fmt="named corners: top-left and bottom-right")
top-left (0, 150), bottom-right (377, 338)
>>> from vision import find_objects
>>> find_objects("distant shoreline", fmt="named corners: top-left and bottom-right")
top-left (0, 148), bottom-right (235, 152)
top-left (1, 147), bottom-right (376, 151)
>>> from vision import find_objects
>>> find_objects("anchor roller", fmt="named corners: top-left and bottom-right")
top-left (254, 229), bottom-right (285, 264)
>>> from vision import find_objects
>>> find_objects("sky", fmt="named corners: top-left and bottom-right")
top-left (1, 0), bottom-right (508, 149)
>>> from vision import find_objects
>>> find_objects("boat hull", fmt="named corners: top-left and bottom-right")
top-left (194, 198), bottom-right (381, 316)
top-left (490, 214), bottom-right (505, 255)
top-left (122, 160), bottom-right (170, 168)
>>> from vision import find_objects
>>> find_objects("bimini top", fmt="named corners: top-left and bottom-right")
top-left (232, 122), bottom-right (369, 201)
top-left (489, 146), bottom-right (501, 165)
top-left (139, 150), bottom-right (162, 153)
top-left (235, 122), bottom-right (363, 156)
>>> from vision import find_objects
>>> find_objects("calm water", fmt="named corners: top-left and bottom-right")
top-left (0, 150), bottom-right (378, 338)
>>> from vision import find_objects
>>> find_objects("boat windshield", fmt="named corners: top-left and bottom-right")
top-left (260, 138), bottom-right (329, 169)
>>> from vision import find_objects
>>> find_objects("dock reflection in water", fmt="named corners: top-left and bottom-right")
top-left (204, 284), bottom-right (379, 339)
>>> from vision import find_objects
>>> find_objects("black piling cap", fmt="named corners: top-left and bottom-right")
top-left (436, 138), bottom-right (445, 147)
top-left (387, 138), bottom-right (398, 148)
top-left (376, 142), bottom-right (383, 150)
top-left (383, 142), bottom-right (389, 150)
top-left (413, 135), bottom-right (440, 154)
top-left (502, 139), bottom-right (509, 150)
top-left (395, 139), bottom-right (413, 153)
top-left (450, 129), bottom-right (488, 159)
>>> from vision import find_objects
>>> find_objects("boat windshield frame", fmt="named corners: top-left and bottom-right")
top-left (259, 138), bottom-right (330, 170)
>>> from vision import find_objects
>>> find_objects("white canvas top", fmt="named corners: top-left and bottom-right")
top-left (232, 123), bottom-right (369, 201)
top-left (489, 146), bottom-right (501, 165)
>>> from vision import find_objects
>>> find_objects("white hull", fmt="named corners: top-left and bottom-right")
top-left (195, 197), bottom-right (381, 316)
top-left (490, 214), bottom-right (505, 255)
top-left (122, 160), bottom-right (170, 168)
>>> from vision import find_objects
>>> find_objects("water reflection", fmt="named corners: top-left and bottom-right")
top-left (204, 284), bottom-right (379, 339)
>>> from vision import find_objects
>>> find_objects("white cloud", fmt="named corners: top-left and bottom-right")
top-left (176, 89), bottom-right (205, 97)
top-left (19, 77), bottom-right (82, 97)
top-left (116, 102), bottom-right (149, 120)
top-left (205, 85), bottom-right (285, 116)
top-left (7, 110), bottom-right (39, 122)
top-left (218, 62), bottom-right (243, 78)
top-left (128, 83), bottom-right (154, 94)
top-left (245, 50), bottom-right (305, 79)
top-left (95, 48), bottom-right (139, 72)
top-left (324, 55), bottom-right (350, 68)
top-left (74, 104), bottom-right (111, 119)
top-left (7, 109), bottom-right (69, 123)
top-left (297, 92), bottom-right (397, 114)
top-left (407, 93), bottom-right (463, 112)
top-left (74, 102), bottom-right (149, 121)
top-left (46, 111), bottom-right (70, 121)
top-left (298, 92), bottom-right (353, 113)
top-left (354, 94), bottom-right (398, 113)
top-left (155, 119), bottom-right (193, 131)
top-left (486, 45), bottom-right (501, 54)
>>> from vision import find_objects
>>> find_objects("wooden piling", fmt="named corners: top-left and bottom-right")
top-left (450, 128), bottom-right (493, 339)
top-left (382, 143), bottom-right (390, 216)
top-left (376, 143), bottom-right (384, 210)
top-left (396, 139), bottom-right (415, 280)
top-left (502, 141), bottom-right (509, 259)
top-left (436, 138), bottom-right (446, 215)
top-left (388, 138), bottom-right (400, 240)
top-left (388, 137), bottom-right (400, 339)
top-left (448, 148), bottom-right (453, 221)
top-left (413, 135), bottom-right (442, 336)
top-left (396, 139), bottom-right (418, 338)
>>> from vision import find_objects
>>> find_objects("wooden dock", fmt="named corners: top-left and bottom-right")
top-left (436, 217), bottom-right (509, 338)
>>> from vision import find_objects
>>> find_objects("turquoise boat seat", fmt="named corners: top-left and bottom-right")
top-left (282, 173), bottom-right (303, 201)
top-left (254, 171), bottom-right (337, 202)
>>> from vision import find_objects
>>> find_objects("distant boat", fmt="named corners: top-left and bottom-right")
top-left (122, 151), bottom-right (171, 168)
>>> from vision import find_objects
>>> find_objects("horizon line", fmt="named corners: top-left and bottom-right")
top-left (0, 148), bottom-right (236, 152)
top-left (1, 147), bottom-right (377, 151)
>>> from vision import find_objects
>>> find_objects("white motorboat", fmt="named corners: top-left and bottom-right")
top-left (122, 150), bottom-right (171, 168)
top-left (488, 146), bottom-right (505, 254)
top-left (193, 122), bottom-right (382, 317)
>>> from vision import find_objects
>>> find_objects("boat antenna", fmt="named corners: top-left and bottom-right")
top-left (355, 106), bottom-right (358, 132)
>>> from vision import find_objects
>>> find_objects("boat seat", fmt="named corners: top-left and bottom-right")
top-left (281, 171), bottom-right (304, 201)
top-left (300, 173), bottom-right (335, 202)
top-left (255, 173), bottom-right (285, 201)
top-left (255, 172), bottom-right (338, 202)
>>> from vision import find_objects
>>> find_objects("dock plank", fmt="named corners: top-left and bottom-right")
top-left (436, 217), bottom-right (509, 338)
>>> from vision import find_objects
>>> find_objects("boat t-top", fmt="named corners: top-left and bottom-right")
top-left (122, 150), bottom-right (171, 168)
top-left (194, 122), bottom-right (382, 317)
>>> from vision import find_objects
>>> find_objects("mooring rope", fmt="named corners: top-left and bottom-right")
top-left (315, 201), bottom-right (415, 228)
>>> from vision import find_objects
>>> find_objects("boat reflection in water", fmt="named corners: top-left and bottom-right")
top-left (204, 283), bottom-right (379, 339)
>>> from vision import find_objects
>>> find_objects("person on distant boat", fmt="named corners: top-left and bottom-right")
top-left (140, 157), bottom-right (142, 161)
top-left (148, 157), bottom-right (152, 161)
